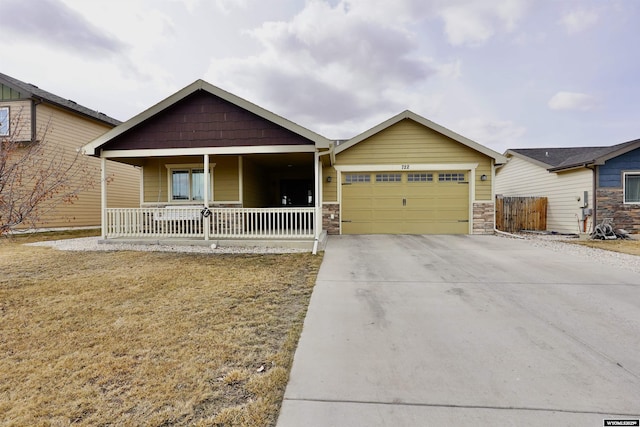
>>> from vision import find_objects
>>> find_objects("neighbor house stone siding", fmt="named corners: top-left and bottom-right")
top-left (596, 188), bottom-right (640, 233)
top-left (323, 203), bottom-right (340, 235)
top-left (473, 201), bottom-right (495, 235)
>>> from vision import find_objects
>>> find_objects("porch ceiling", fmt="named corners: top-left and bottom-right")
top-left (244, 152), bottom-right (314, 170)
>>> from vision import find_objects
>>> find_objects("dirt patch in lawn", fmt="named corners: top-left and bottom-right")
top-left (0, 235), bottom-right (322, 426)
top-left (569, 238), bottom-right (640, 256)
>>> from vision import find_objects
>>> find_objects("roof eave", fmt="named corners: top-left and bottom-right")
top-left (548, 162), bottom-right (594, 172)
top-left (504, 149), bottom-right (555, 170)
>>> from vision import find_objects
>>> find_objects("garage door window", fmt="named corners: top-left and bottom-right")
top-left (407, 173), bottom-right (433, 182)
top-left (439, 173), bottom-right (465, 182)
top-left (345, 174), bottom-right (371, 183)
top-left (376, 173), bottom-right (402, 182)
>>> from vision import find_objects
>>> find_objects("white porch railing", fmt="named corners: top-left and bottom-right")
top-left (104, 207), bottom-right (315, 239)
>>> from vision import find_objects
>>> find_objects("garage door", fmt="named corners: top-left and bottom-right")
top-left (341, 171), bottom-right (469, 234)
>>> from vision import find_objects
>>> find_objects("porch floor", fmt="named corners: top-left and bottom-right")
top-left (98, 231), bottom-right (328, 252)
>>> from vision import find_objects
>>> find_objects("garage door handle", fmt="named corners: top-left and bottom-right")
top-left (403, 198), bottom-right (406, 206)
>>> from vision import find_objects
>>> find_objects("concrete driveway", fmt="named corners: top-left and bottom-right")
top-left (277, 235), bottom-right (640, 426)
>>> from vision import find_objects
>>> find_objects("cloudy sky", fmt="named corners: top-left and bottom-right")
top-left (2, 0), bottom-right (638, 153)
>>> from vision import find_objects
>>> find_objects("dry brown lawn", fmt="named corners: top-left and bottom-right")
top-left (570, 237), bottom-right (640, 256)
top-left (0, 232), bottom-right (322, 426)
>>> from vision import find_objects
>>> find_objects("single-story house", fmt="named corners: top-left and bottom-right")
top-left (0, 72), bottom-right (140, 229)
top-left (495, 139), bottom-right (640, 234)
top-left (82, 80), bottom-right (506, 251)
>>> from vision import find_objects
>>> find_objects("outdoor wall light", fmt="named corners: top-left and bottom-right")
top-left (480, 174), bottom-right (488, 181)
top-left (326, 176), bottom-right (332, 183)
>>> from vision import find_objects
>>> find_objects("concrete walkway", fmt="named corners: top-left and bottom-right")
top-left (277, 235), bottom-right (640, 426)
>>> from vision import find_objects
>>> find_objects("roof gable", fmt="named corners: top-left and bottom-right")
top-left (100, 90), bottom-right (317, 151)
top-left (336, 110), bottom-right (507, 163)
top-left (83, 80), bottom-right (331, 155)
top-left (0, 72), bottom-right (120, 126)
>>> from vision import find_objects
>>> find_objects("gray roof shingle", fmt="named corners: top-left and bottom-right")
top-left (509, 139), bottom-right (640, 171)
top-left (0, 72), bottom-right (120, 126)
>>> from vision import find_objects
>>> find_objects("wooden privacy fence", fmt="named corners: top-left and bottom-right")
top-left (495, 196), bottom-right (547, 233)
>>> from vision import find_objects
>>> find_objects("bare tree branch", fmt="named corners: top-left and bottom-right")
top-left (0, 109), bottom-right (97, 236)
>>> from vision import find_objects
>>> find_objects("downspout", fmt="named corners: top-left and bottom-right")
top-left (312, 145), bottom-right (334, 255)
top-left (588, 164), bottom-right (597, 233)
top-left (101, 155), bottom-right (107, 239)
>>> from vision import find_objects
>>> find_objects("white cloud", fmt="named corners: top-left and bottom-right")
top-left (438, 0), bottom-right (529, 46)
top-left (205, 0), bottom-right (448, 135)
top-left (561, 9), bottom-right (598, 34)
top-left (548, 92), bottom-right (599, 111)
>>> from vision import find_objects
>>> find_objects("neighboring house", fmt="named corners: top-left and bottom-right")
top-left (0, 72), bottom-right (140, 229)
top-left (496, 139), bottom-right (640, 234)
top-left (82, 80), bottom-right (506, 249)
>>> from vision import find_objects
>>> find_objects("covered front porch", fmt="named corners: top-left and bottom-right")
top-left (83, 80), bottom-right (334, 252)
top-left (99, 149), bottom-right (329, 252)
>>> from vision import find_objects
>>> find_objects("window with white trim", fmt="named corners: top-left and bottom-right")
top-left (345, 174), bottom-right (371, 183)
top-left (0, 107), bottom-right (9, 136)
top-left (376, 173), bottom-right (402, 182)
top-left (624, 172), bottom-right (640, 204)
top-left (407, 173), bottom-right (433, 182)
top-left (168, 166), bottom-right (213, 201)
top-left (438, 173), bottom-right (465, 182)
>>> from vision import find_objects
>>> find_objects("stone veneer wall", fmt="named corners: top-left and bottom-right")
top-left (322, 203), bottom-right (340, 235)
top-left (473, 201), bottom-right (495, 235)
top-left (596, 188), bottom-right (640, 233)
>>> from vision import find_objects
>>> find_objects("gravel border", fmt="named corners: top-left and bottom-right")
top-left (26, 237), bottom-right (308, 254)
top-left (496, 233), bottom-right (640, 275)
top-left (26, 235), bottom-right (640, 272)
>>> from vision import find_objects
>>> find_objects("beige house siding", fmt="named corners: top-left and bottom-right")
top-left (242, 157), bottom-right (269, 207)
top-left (496, 155), bottom-right (593, 234)
top-left (335, 119), bottom-right (494, 201)
top-left (9, 103), bottom-right (139, 228)
top-left (322, 165), bottom-right (338, 202)
top-left (142, 155), bottom-right (240, 205)
top-left (214, 156), bottom-right (241, 202)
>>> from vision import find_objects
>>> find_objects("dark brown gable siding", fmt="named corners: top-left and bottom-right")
top-left (102, 90), bottom-right (314, 151)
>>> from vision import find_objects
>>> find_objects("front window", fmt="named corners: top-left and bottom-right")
top-left (0, 107), bottom-right (9, 136)
top-left (169, 167), bottom-right (212, 201)
top-left (624, 172), bottom-right (640, 204)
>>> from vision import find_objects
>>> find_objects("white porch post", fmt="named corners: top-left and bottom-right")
top-left (203, 154), bottom-right (210, 241)
top-left (101, 156), bottom-right (107, 239)
top-left (313, 151), bottom-right (320, 254)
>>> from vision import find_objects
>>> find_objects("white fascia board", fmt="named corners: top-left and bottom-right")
top-left (334, 163), bottom-right (479, 172)
top-left (101, 145), bottom-right (317, 158)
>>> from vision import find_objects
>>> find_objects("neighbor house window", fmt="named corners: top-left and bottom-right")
top-left (624, 172), bottom-right (640, 204)
top-left (0, 107), bottom-right (9, 136)
top-left (168, 166), bottom-right (213, 201)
